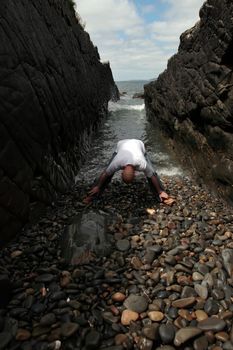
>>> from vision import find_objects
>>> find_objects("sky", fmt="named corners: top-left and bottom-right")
top-left (75, 0), bottom-right (205, 81)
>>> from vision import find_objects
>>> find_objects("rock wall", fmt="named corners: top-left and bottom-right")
top-left (144, 0), bottom-right (233, 202)
top-left (0, 0), bottom-right (118, 244)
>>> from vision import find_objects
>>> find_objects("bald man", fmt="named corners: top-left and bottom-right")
top-left (84, 139), bottom-right (175, 205)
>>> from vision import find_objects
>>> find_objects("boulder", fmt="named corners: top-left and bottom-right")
top-left (61, 210), bottom-right (113, 265)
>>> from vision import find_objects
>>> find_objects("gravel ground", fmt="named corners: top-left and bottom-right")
top-left (1, 175), bottom-right (233, 350)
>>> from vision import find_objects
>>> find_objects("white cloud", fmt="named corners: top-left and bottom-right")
top-left (77, 0), bottom-right (142, 33)
top-left (75, 0), bottom-right (205, 81)
top-left (162, 0), bottom-right (204, 20)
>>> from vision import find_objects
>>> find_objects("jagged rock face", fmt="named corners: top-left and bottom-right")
top-left (0, 0), bottom-right (118, 244)
top-left (144, 0), bottom-right (233, 202)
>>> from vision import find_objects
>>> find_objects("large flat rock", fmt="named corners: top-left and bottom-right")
top-left (61, 210), bottom-right (113, 265)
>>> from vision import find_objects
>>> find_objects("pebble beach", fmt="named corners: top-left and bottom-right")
top-left (1, 175), bottom-right (233, 350)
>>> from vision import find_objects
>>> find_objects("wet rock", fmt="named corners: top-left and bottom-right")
top-left (159, 324), bottom-right (176, 344)
top-left (102, 311), bottom-right (119, 324)
top-left (60, 322), bottom-right (79, 337)
top-left (197, 318), bottom-right (226, 332)
top-left (85, 329), bottom-right (102, 349)
top-left (35, 274), bottom-right (55, 283)
top-left (15, 328), bottom-right (31, 341)
top-left (193, 335), bottom-right (209, 350)
top-left (194, 284), bottom-right (208, 299)
top-left (124, 295), bottom-right (148, 313)
top-left (148, 311), bottom-right (164, 322)
top-left (116, 240), bottom-right (130, 252)
top-left (174, 327), bottom-right (202, 346)
top-left (181, 286), bottom-right (197, 298)
top-left (222, 249), bottom-right (233, 278)
top-left (195, 310), bottom-right (208, 321)
top-left (172, 297), bottom-right (196, 308)
top-left (223, 341), bottom-right (233, 350)
top-left (0, 276), bottom-right (12, 308)
top-left (204, 299), bottom-right (219, 315)
top-left (143, 249), bottom-right (156, 264)
top-left (192, 272), bottom-right (204, 281)
top-left (137, 337), bottom-right (153, 350)
top-left (121, 310), bottom-right (139, 325)
top-left (112, 292), bottom-right (126, 302)
top-left (142, 323), bottom-right (159, 341)
top-left (61, 211), bottom-right (113, 264)
top-left (215, 331), bottom-right (229, 342)
top-left (0, 332), bottom-right (12, 349)
top-left (32, 326), bottom-right (51, 337)
top-left (131, 256), bottom-right (143, 269)
top-left (40, 313), bottom-right (56, 326)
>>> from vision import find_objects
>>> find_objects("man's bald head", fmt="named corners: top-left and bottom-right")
top-left (122, 165), bottom-right (135, 184)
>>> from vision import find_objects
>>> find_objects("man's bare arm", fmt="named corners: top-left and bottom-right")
top-left (150, 175), bottom-right (175, 204)
top-left (88, 171), bottom-right (110, 195)
top-left (83, 171), bottom-right (112, 203)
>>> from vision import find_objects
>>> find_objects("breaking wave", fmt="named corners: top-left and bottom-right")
top-left (108, 101), bottom-right (145, 112)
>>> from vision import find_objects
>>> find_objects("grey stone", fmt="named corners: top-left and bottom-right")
top-left (193, 335), bottom-right (208, 350)
top-left (181, 286), bottom-right (197, 298)
top-left (116, 239), bottom-right (130, 252)
top-left (0, 332), bottom-right (12, 349)
top-left (159, 324), bottom-right (175, 344)
top-left (174, 327), bottom-right (202, 346)
top-left (61, 211), bottom-right (113, 264)
top-left (85, 329), bottom-right (102, 349)
top-left (124, 294), bottom-right (148, 313)
top-left (0, 276), bottom-right (12, 308)
top-left (204, 298), bottom-right (219, 315)
top-left (40, 313), bottom-right (56, 327)
top-left (197, 317), bottom-right (226, 332)
top-left (222, 249), bottom-right (233, 278)
top-left (60, 322), bottom-right (79, 337)
top-left (194, 284), bottom-right (208, 299)
top-left (142, 323), bottom-right (159, 341)
top-left (35, 274), bottom-right (55, 283)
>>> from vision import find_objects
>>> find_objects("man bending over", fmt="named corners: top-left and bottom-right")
top-left (83, 139), bottom-right (175, 205)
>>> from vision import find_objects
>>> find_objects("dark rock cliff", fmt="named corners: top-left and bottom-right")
top-left (144, 0), bottom-right (233, 202)
top-left (0, 0), bottom-right (118, 244)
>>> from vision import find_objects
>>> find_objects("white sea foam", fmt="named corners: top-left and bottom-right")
top-left (108, 102), bottom-right (145, 112)
top-left (159, 167), bottom-right (183, 176)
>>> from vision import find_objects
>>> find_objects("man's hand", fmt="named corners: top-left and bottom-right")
top-left (159, 191), bottom-right (175, 206)
top-left (159, 191), bottom-right (169, 201)
top-left (83, 186), bottom-right (100, 204)
top-left (89, 186), bottom-right (100, 196)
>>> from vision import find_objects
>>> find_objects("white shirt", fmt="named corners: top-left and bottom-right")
top-left (106, 139), bottom-right (154, 177)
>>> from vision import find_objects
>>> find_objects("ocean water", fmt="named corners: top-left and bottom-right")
top-left (75, 80), bottom-right (182, 183)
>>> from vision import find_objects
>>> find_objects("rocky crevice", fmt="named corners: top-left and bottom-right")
top-left (144, 0), bottom-right (233, 203)
top-left (0, 0), bottom-right (118, 243)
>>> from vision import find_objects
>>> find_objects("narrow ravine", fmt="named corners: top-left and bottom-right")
top-left (1, 82), bottom-right (233, 350)
top-left (76, 81), bottom-right (182, 186)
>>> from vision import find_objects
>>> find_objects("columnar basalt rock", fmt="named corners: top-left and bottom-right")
top-left (144, 0), bottom-right (233, 202)
top-left (0, 0), bottom-right (118, 243)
